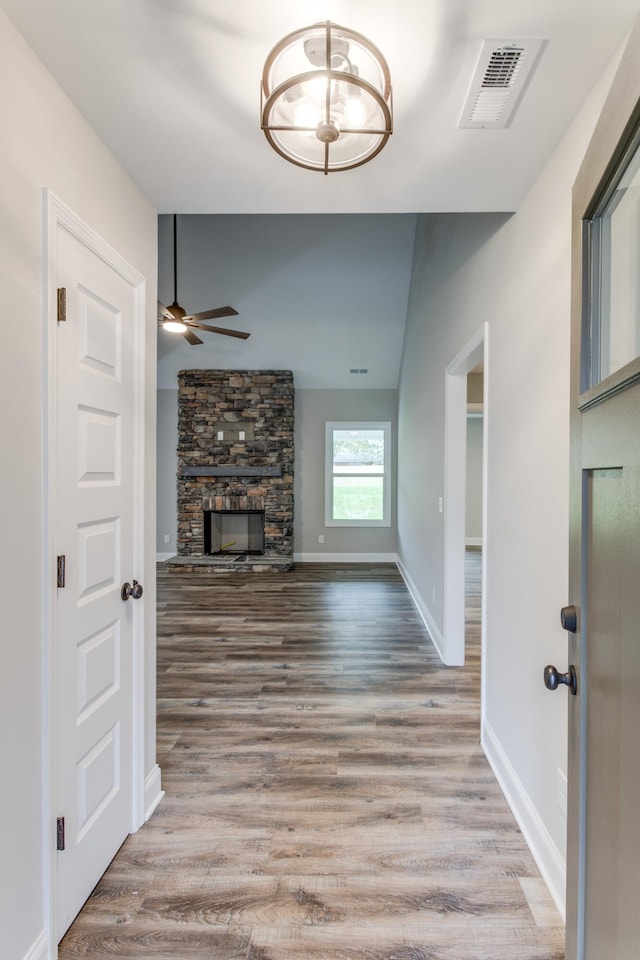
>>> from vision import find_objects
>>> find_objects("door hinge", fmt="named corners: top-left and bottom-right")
top-left (56, 817), bottom-right (65, 851)
top-left (57, 287), bottom-right (66, 323)
top-left (57, 554), bottom-right (66, 588)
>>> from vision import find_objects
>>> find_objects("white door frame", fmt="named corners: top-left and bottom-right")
top-left (41, 191), bottom-right (147, 953)
top-left (443, 324), bottom-right (488, 670)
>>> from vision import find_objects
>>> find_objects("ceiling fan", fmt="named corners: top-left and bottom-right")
top-left (157, 214), bottom-right (250, 345)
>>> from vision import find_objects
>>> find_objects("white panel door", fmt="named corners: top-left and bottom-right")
top-left (54, 222), bottom-right (141, 940)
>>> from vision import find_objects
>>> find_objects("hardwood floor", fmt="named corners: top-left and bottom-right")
top-left (58, 553), bottom-right (564, 959)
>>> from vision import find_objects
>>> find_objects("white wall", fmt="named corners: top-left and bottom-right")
top-left (397, 52), bottom-right (622, 913)
top-left (0, 10), bottom-right (157, 959)
top-left (397, 212), bottom-right (509, 629)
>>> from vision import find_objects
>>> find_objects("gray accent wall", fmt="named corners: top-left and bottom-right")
top-left (157, 214), bottom-right (416, 391)
top-left (157, 389), bottom-right (178, 555)
top-left (157, 386), bottom-right (398, 559)
top-left (295, 389), bottom-right (398, 558)
top-left (465, 415), bottom-right (483, 543)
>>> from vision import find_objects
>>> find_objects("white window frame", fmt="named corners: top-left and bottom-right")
top-left (324, 421), bottom-right (391, 527)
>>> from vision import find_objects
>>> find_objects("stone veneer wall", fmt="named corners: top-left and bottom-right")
top-left (177, 370), bottom-right (294, 559)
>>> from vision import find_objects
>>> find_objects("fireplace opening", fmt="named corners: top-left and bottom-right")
top-left (204, 510), bottom-right (265, 556)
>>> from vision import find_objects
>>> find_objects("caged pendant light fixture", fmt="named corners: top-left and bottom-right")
top-left (261, 21), bottom-right (392, 175)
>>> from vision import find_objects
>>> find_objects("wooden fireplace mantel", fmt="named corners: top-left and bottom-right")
top-left (181, 465), bottom-right (283, 478)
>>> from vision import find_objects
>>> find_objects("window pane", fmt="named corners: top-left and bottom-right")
top-left (592, 139), bottom-right (640, 384)
top-left (332, 429), bottom-right (384, 474)
top-left (325, 421), bottom-right (391, 527)
top-left (332, 476), bottom-right (384, 520)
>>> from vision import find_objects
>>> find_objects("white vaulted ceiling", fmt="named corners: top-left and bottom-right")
top-left (2, 0), bottom-right (636, 214)
top-left (2, 0), bottom-right (638, 387)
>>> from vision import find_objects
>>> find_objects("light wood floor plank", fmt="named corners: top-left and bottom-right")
top-left (58, 553), bottom-right (564, 959)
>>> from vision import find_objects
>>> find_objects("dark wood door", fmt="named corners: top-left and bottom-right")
top-left (566, 21), bottom-right (640, 960)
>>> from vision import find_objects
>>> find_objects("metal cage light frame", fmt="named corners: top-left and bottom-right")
top-left (261, 21), bottom-right (393, 174)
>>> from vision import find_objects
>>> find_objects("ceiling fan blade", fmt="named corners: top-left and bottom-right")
top-left (157, 300), bottom-right (176, 321)
top-left (183, 329), bottom-right (203, 345)
top-left (184, 306), bottom-right (239, 322)
top-left (186, 322), bottom-right (250, 340)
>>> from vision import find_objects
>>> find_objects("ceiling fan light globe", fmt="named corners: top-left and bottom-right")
top-left (163, 320), bottom-right (188, 333)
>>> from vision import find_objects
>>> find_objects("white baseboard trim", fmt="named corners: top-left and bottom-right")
top-left (482, 720), bottom-right (566, 920)
top-left (294, 552), bottom-right (398, 563)
top-left (156, 552), bottom-right (176, 562)
top-left (395, 557), bottom-right (445, 662)
top-left (144, 764), bottom-right (164, 821)
top-left (22, 930), bottom-right (47, 960)
top-left (465, 537), bottom-right (483, 547)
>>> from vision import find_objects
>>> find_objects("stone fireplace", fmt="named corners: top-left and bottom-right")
top-left (169, 370), bottom-right (294, 572)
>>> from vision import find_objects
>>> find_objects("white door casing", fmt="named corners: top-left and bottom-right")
top-left (443, 324), bottom-right (487, 667)
top-left (43, 192), bottom-right (146, 945)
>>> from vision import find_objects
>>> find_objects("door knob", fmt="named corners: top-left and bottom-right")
top-left (560, 605), bottom-right (578, 632)
top-left (544, 663), bottom-right (577, 695)
top-left (121, 579), bottom-right (143, 601)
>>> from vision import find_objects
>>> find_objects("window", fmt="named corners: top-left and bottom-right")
top-left (325, 422), bottom-right (391, 527)
top-left (585, 124), bottom-right (640, 394)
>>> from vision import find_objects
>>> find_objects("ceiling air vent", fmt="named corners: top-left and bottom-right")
top-left (459, 39), bottom-right (545, 129)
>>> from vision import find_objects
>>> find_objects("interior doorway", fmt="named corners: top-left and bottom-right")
top-left (465, 370), bottom-right (484, 551)
top-left (464, 368), bottom-right (484, 691)
top-left (443, 324), bottom-right (487, 668)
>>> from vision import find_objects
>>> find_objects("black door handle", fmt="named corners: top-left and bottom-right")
top-left (121, 579), bottom-right (144, 601)
top-left (544, 664), bottom-right (577, 695)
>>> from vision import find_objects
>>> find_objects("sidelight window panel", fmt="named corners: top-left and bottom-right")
top-left (586, 128), bottom-right (640, 392)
